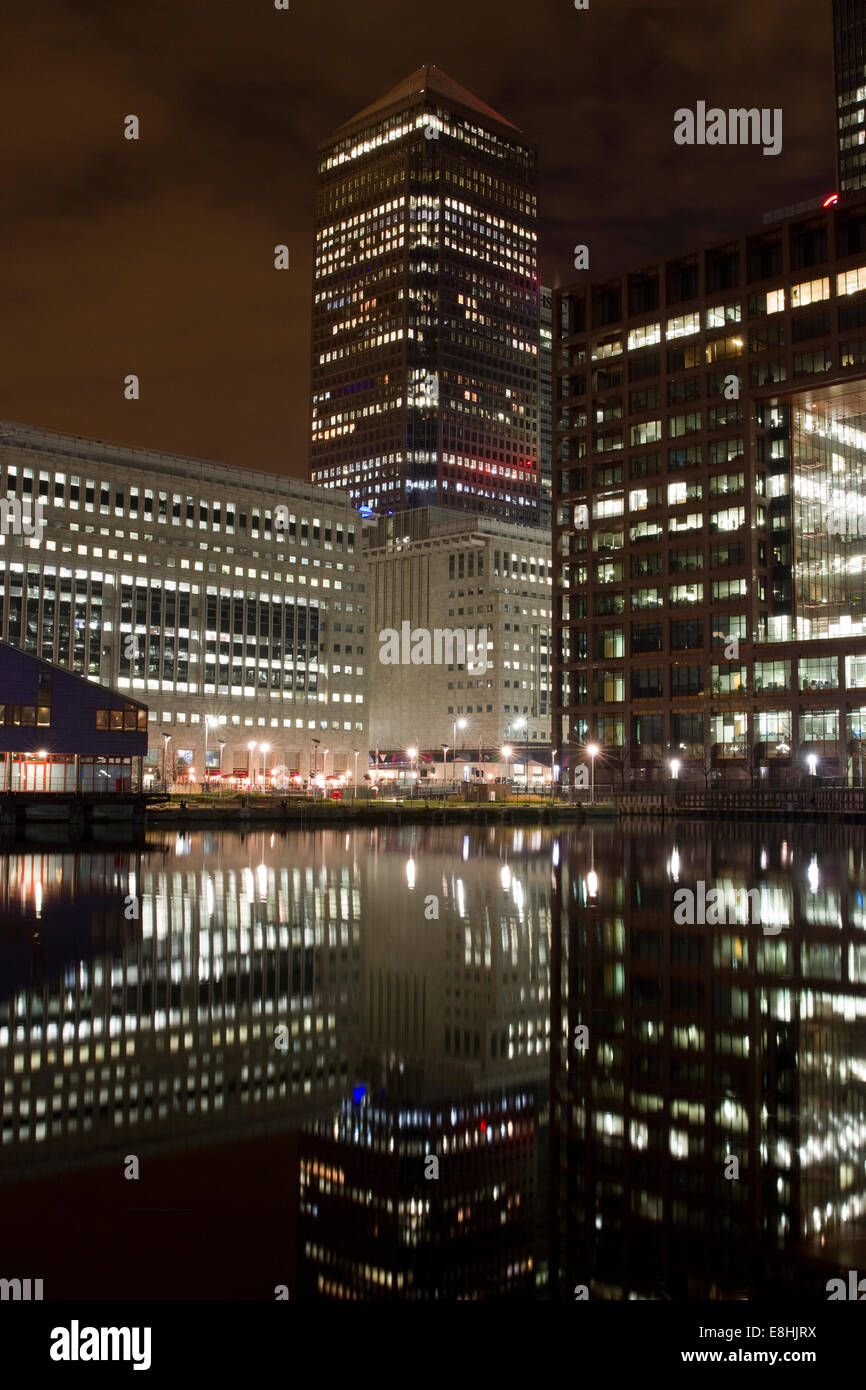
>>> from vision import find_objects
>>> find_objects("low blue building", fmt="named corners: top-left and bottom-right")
top-left (0, 641), bottom-right (148, 793)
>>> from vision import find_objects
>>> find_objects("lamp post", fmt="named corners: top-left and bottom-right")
top-left (452, 716), bottom-right (467, 791)
top-left (501, 743), bottom-right (513, 789)
top-left (162, 732), bottom-right (171, 791)
top-left (218, 740), bottom-right (225, 795)
top-left (247, 740), bottom-right (257, 790)
top-left (353, 748), bottom-right (359, 802)
top-left (310, 738), bottom-right (320, 796)
top-left (204, 715), bottom-right (220, 792)
top-left (511, 716), bottom-right (527, 796)
top-left (407, 745), bottom-right (418, 799)
top-left (587, 743), bottom-right (599, 804)
top-left (551, 749), bottom-right (558, 803)
top-left (260, 742), bottom-right (270, 792)
top-left (441, 744), bottom-right (449, 795)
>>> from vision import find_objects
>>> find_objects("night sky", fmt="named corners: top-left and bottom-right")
top-left (1, 0), bottom-right (834, 482)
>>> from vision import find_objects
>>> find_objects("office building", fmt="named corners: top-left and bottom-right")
top-left (310, 64), bottom-right (541, 526)
top-left (366, 507), bottom-right (553, 778)
top-left (553, 195), bottom-right (866, 785)
top-left (834, 0), bottom-right (866, 195)
top-left (539, 286), bottom-right (553, 529)
top-left (0, 422), bottom-right (368, 786)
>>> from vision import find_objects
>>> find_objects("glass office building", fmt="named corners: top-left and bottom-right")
top-left (553, 195), bottom-right (866, 784)
top-left (835, 0), bottom-right (866, 194)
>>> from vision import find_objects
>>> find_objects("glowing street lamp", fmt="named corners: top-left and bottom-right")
top-left (247, 740), bottom-right (257, 788)
top-left (407, 745), bottom-right (418, 795)
top-left (669, 758), bottom-right (681, 780)
top-left (204, 715), bottom-right (214, 790)
top-left (510, 716), bottom-right (527, 792)
top-left (260, 742), bottom-right (270, 790)
top-left (452, 716), bottom-right (467, 790)
top-left (586, 743), bottom-right (599, 803)
top-left (501, 744), bottom-right (513, 786)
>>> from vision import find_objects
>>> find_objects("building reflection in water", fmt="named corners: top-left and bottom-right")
top-left (550, 822), bottom-right (866, 1300)
top-left (1, 822), bottom-right (865, 1299)
top-left (0, 825), bottom-right (552, 1297)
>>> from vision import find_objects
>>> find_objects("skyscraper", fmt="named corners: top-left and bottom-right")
top-left (834, 0), bottom-right (866, 194)
top-left (310, 65), bottom-right (540, 526)
top-left (539, 286), bottom-right (553, 529)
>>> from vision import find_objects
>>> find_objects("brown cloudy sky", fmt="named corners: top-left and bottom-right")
top-left (0, 0), bottom-right (834, 481)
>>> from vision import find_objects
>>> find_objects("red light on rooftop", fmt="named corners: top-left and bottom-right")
top-left (823, 193), bottom-right (839, 209)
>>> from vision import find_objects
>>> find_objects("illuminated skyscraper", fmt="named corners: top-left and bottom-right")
top-left (834, 0), bottom-right (866, 194)
top-left (539, 286), bottom-right (553, 529)
top-left (310, 65), bottom-right (540, 525)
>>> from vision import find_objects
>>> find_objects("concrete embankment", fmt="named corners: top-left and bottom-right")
top-left (146, 796), bottom-right (621, 828)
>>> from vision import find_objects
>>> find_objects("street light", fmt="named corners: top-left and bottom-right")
top-left (260, 742), bottom-right (270, 791)
top-left (511, 717), bottom-right (527, 794)
top-left (586, 743), bottom-right (599, 804)
top-left (353, 748), bottom-right (359, 802)
top-left (204, 715), bottom-right (219, 792)
top-left (501, 743), bottom-right (513, 788)
top-left (218, 740), bottom-right (226, 794)
top-left (407, 745), bottom-right (418, 798)
top-left (452, 716), bottom-right (467, 791)
top-left (310, 737), bottom-right (320, 795)
top-left (441, 744), bottom-right (449, 795)
top-left (247, 740), bottom-right (257, 790)
top-left (162, 732), bottom-right (171, 790)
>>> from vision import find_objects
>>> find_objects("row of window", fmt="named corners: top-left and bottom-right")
top-left (95, 708), bottom-right (148, 732)
top-left (568, 709), bottom-right (865, 748)
top-left (2, 472), bottom-right (354, 548)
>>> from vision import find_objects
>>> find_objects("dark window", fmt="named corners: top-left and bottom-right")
top-left (631, 623), bottom-right (663, 654)
top-left (670, 619), bottom-right (703, 650)
top-left (631, 667), bottom-right (664, 699)
top-left (670, 665), bottom-right (704, 696)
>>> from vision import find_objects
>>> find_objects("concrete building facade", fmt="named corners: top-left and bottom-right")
top-left (366, 508), bottom-right (552, 779)
top-left (0, 423), bottom-right (369, 788)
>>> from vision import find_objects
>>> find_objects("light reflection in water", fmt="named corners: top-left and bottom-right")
top-left (0, 822), bottom-right (863, 1299)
